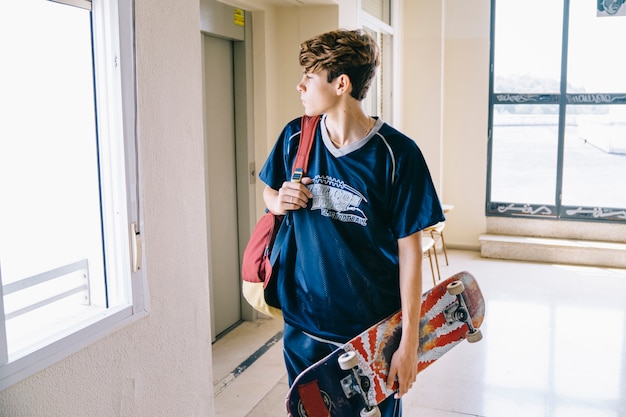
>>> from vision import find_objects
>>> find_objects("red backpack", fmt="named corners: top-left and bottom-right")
top-left (241, 115), bottom-right (320, 318)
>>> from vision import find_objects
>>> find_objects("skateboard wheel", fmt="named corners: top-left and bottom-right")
top-left (338, 351), bottom-right (359, 370)
top-left (360, 406), bottom-right (381, 417)
top-left (467, 329), bottom-right (483, 343)
top-left (447, 280), bottom-right (465, 295)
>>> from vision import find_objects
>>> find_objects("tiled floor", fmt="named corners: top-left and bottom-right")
top-left (212, 249), bottom-right (626, 417)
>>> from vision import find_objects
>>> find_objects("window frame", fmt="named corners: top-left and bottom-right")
top-left (361, 4), bottom-right (394, 122)
top-left (486, 0), bottom-right (626, 223)
top-left (0, 0), bottom-right (147, 391)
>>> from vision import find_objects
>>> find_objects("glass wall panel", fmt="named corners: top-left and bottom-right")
top-left (490, 105), bottom-right (559, 204)
top-left (493, 0), bottom-right (564, 94)
top-left (563, 105), bottom-right (626, 209)
top-left (488, 0), bottom-right (626, 222)
top-left (568, 0), bottom-right (626, 93)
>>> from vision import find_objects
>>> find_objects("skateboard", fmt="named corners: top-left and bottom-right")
top-left (286, 271), bottom-right (485, 417)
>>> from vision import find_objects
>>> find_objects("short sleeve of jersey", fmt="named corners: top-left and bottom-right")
top-left (259, 117), bottom-right (302, 189)
top-left (385, 130), bottom-right (445, 238)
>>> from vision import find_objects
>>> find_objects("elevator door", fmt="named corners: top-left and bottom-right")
top-left (203, 34), bottom-right (241, 339)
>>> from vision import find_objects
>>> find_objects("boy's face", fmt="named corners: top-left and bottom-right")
top-left (296, 69), bottom-right (342, 116)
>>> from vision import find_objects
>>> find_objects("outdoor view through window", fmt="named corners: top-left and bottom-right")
top-left (0, 1), bottom-right (108, 360)
top-left (488, 0), bottom-right (626, 221)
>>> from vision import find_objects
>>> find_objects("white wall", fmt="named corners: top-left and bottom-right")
top-left (0, 0), bottom-right (215, 415)
top-left (441, 0), bottom-right (491, 249)
top-left (398, 0), bottom-right (446, 193)
top-left (398, 0), bottom-right (490, 250)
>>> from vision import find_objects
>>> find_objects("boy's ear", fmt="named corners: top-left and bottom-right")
top-left (335, 73), bottom-right (352, 96)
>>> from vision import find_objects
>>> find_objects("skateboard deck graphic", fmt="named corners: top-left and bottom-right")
top-left (286, 271), bottom-right (485, 417)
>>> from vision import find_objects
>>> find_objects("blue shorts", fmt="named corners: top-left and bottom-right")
top-left (283, 322), bottom-right (402, 417)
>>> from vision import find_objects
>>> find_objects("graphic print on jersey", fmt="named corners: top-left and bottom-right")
top-left (309, 175), bottom-right (368, 226)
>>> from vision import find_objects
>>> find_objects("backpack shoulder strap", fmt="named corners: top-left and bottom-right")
top-left (292, 115), bottom-right (321, 176)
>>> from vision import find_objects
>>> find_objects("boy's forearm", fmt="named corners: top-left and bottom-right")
top-left (263, 185), bottom-right (280, 214)
top-left (398, 231), bottom-right (424, 349)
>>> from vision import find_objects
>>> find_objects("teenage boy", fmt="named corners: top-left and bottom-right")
top-left (259, 29), bottom-right (445, 416)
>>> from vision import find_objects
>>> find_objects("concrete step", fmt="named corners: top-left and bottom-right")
top-left (479, 234), bottom-right (626, 268)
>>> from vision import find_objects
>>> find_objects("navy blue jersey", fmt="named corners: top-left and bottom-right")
top-left (259, 115), bottom-right (445, 342)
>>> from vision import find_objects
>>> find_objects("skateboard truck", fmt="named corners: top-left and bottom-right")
top-left (444, 281), bottom-right (483, 343)
top-left (338, 351), bottom-right (381, 417)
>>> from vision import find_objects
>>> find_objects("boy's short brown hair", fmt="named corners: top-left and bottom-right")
top-left (299, 29), bottom-right (380, 101)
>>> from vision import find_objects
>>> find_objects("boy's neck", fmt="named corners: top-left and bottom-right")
top-left (324, 105), bottom-right (374, 148)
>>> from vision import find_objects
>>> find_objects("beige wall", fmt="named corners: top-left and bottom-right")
top-left (398, 0), bottom-right (490, 250)
top-left (0, 0), bottom-right (214, 415)
top-left (399, 0), bottom-right (446, 193)
top-left (441, 0), bottom-right (491, 249)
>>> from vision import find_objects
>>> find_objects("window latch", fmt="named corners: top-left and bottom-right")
top-left (130, 223), bottom-right (142, 272)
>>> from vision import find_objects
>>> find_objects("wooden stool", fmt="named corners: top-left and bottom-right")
top-left (421, 236), bottom-right (439, 286)
top-left (425, 222), bottom-right (448, 274)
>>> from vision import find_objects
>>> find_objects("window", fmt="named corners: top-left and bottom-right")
top-left (361, 1), bottom-right (394, 121)
top-left (362, 0), bottom-right (391, 25)
top-left (487, 0), bottom-right (626, 222)
top-left (0, 0), bottom-right (146, 390)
